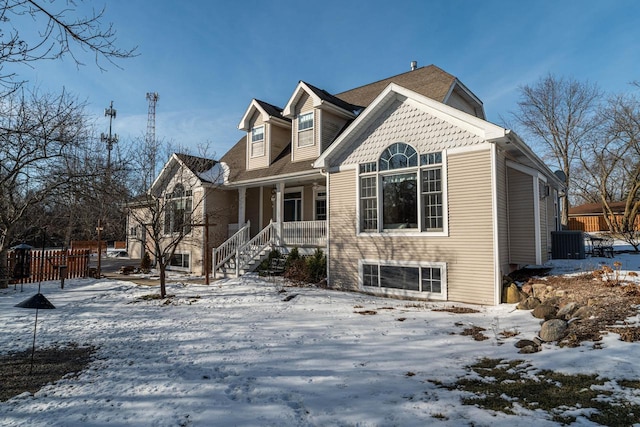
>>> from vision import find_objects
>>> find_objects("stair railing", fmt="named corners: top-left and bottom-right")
top-left (213, 221), bottom-right (250, 274)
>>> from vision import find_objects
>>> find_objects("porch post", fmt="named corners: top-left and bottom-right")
top-left (238, 187), bottom-right (246, 226)
top-left (276, 182), bottom-right (284, 244)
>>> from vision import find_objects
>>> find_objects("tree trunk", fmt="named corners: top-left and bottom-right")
top-left (159, 263), bottom-right (166, 298)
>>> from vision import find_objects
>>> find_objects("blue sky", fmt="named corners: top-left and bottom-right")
top-left (11, 0), bottom-right (640, 159)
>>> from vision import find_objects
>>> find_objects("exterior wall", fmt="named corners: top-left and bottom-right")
top-left (246, 187), bottom-right (261, 236)
top-left (270, 124), bottom-right (291, 163)
top-left (246, 113), bottom-right (268, 170)
top-left (495, 149), bottom-right (512, 280)
top-left (507, 167), bottom-right (536, 264)
top-left (445, 90), bottom-right (477, 117)
top-left (292, 93), bottom-right (318, 163)
top-left (328, 149), bottom-right (497, 305)
top-left (321, 110), bottom-right (349, 152)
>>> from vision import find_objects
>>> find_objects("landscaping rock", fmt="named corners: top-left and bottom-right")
top-left (532, 283), bottom-right (550, 299)
top-left (519, 344), bottom-right (541, 354)
top-left (540, 319), bottom-right (567, 342)
top-left (521, 283), bottom-right (533, 296)
top-left (557, 302), bottom-right (579, 320)
top-left (572, 306), bottom-right (594, 320)
top-left (514, 339), bottom-right (538, 348)
top-left (506, 283), bottom-right (523, 304)
top-left (532, 303), bottom-right (557, 320)
top-left (517, 296), bottom-right (541, 310)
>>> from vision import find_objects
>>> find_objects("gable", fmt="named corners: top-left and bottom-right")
top-left (328, 98), bottom-right (485, 167)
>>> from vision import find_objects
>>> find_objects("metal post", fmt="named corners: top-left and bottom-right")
top-left (96, 220), bottom-right (103, 278)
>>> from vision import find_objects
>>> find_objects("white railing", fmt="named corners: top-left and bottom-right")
top-left (213, 220), bottom-right (328, 277)
top-left (213, 221), bottom-right (250, 272)
top-left (282, 220), bottom-right (326, 247)
top-left (235, 220), bottom-right (277, 275)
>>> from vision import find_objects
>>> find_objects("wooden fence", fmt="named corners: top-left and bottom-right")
top-left (7, 249), bottom-right (91, 284)
top-left (70, 241), bottom-right (107, 253)
top-left (569, 215), bottom-right (640, 233)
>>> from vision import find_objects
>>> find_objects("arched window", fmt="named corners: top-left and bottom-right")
top-left (359, 143), bottom-right (445, 233)
top-left (379, 142), bottom-right (418, 171)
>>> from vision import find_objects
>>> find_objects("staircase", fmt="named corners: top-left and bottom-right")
top-left (213, 221), bottom-right (277, 278)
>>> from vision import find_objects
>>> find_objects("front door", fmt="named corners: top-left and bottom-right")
top-left (284, 191), bottom-right (302, 222)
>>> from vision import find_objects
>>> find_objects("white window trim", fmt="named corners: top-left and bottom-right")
top-left (358, 259), bottom-right (447, 301)
top-left (167, 251), bottom-right (191, 272)
top-left (355, 149), bottom-right (448, 237)
top-left (250, 125), bottom-right (265, 158)
top-left (297, 111), bottom-right (315, 148)
top-left (284, 186), bottom-right (304, 221)
top-left (313, 185), bottom-right (326, 221)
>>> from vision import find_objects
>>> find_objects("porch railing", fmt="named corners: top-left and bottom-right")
top-left (213, 220), bottom-right (327, 277)
top-left (282, 220), bottom-right (327, 247)
top-left (235, 220), bottom-right (277, 275)
top-left (213, 221), bottom-right (250, 273)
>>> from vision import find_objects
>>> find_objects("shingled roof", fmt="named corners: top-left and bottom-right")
top-left (254, 99), bottom-right (289, 122)
top-left (220, 65), bottom-right (462, 184)
top-left (175, 153), bottom-right (218, 183)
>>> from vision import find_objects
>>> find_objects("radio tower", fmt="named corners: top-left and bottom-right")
top-left (145, 92), bottom-right (159, 189)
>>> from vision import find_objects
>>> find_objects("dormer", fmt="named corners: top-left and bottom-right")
top-left (443, 79), bottom-right (486, 119)
top-left (238, 99), bottom-right (291, 171)
top-left (283, 81), bottom-right (359, 163)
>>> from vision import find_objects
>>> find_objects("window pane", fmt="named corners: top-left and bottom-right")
top-left (251, 126), bottom-right (264, 142)
top-left (421, 267), bottom-right (442, 293)
top-left (362, 264), bottom-right (378, 287)
top-left (298, 112), bottom-right (313, 130)
top-left (251, 140), bottom-right (264, 157)
top-left (380, 266), bottom-right (419, 291)
top-left (315, 199), bottom-right (326, 220)
top-left (379, 143), bottom-right (417, 171)
top-left (360, 176), bottom-right (377, 231)
top-left (422, 168), bottom-right (443, 231)
top-left (382, 173), bottom-right (417, 229)
top-left (298, 129), bottom-right (314, 147)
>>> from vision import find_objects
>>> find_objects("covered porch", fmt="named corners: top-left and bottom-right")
top-left (214, 177), bottom-right (327, 277)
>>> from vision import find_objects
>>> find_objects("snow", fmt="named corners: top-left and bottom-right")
top-left (2, 246), bottom-right (640, 426)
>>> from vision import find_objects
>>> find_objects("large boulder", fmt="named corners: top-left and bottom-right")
top-left (540, 319), bottom-right (568, 342)
top-left (532, 303), bottom-right (557, 320)
top-left (517, 296), bottom-right (542, 310)
top-left (572, 306), bottom-right (594, 320)
top-left (505, 283), bottom-right (524, 303)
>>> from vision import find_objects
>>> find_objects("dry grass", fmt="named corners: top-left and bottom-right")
top-left (0, 343), bottom-right (96, 402)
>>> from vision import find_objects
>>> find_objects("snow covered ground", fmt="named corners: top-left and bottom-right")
top-left (1, 246), bottom-right (640, 426)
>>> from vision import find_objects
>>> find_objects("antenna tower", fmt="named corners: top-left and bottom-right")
top-left (101, 100), bottom-right (118, 173)
top-left (145, 92), bottom-right (159, 189)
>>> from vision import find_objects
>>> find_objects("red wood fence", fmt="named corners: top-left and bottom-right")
top-left (7, 249), bottom-right (91, 284)
top-left (569, 215), bottom-right (640, 233)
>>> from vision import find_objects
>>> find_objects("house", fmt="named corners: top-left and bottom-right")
top-left (127, 64), bottom-right (564, 305)
top-left (568, 202), bottom-right (637, 232)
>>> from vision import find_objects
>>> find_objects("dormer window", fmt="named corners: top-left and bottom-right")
top-left (250, 125), bottom-right (265, 157)
top-left (298, 111), bottom-right (314, 147)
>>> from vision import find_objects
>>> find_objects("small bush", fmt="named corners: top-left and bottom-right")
top-left (140, 253), bottom-right (151, 273)
top-left (258, 249), bottom-right (282, 276)
top-left (283, 248), bottom-right (326, 284)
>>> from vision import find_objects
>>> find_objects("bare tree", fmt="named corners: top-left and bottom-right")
top-left (0, 0), bottom-right (137, 91)
top-left (579, 92), bottom-right (640, 250)
top-left (512, 74), bottom-right (602, 226)
top-left (0, 88), bottom-right (91, 271)
top-left (126, 154), bottom-right (225, 298)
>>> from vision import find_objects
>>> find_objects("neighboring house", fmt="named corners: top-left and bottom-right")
top-left (126, 153), bottom-right (236, 275)
top-left (568, 202), bottom-right (637, 232)
top-left (128, 64), bottom-right (564, 305)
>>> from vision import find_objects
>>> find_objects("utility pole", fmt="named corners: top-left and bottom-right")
top-left (96, 219), bottom-right (104, 278)
top-left (101, 101), bottom-right (118, 174)
top-left (146, 92), bottom-right (159, 189)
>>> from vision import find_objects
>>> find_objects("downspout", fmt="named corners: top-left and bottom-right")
top-left (320, 167), bottom-right (329, 285)
top-left (490, 143), bottom-right (501, 305)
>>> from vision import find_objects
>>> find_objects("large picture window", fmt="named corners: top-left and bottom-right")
top-left (164, 184), bottom-right (193, 235)
top-left (358, 143), bottom-right (445, 233)
top-left (361, 261), bottom-right (446, 298)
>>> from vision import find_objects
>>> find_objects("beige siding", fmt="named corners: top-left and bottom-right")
top-left (446, 90), bottom-right (477, 116)
top-left (507, 167), bottom-right (536, 264)
top-left (321, 111), bottom-right (348, 152)
top-left (328, 149), bottom-right (496, 305)
top-left (247, 113), bottom-right (268, 170)
top-left (496, 150), bottom-right (511, 278)
top-left (270, 124), bottom-right (291, 163)
top-left (292, 93), bottom-right (318, 162)
top-left (539, 179), bottom-right (548, 263)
